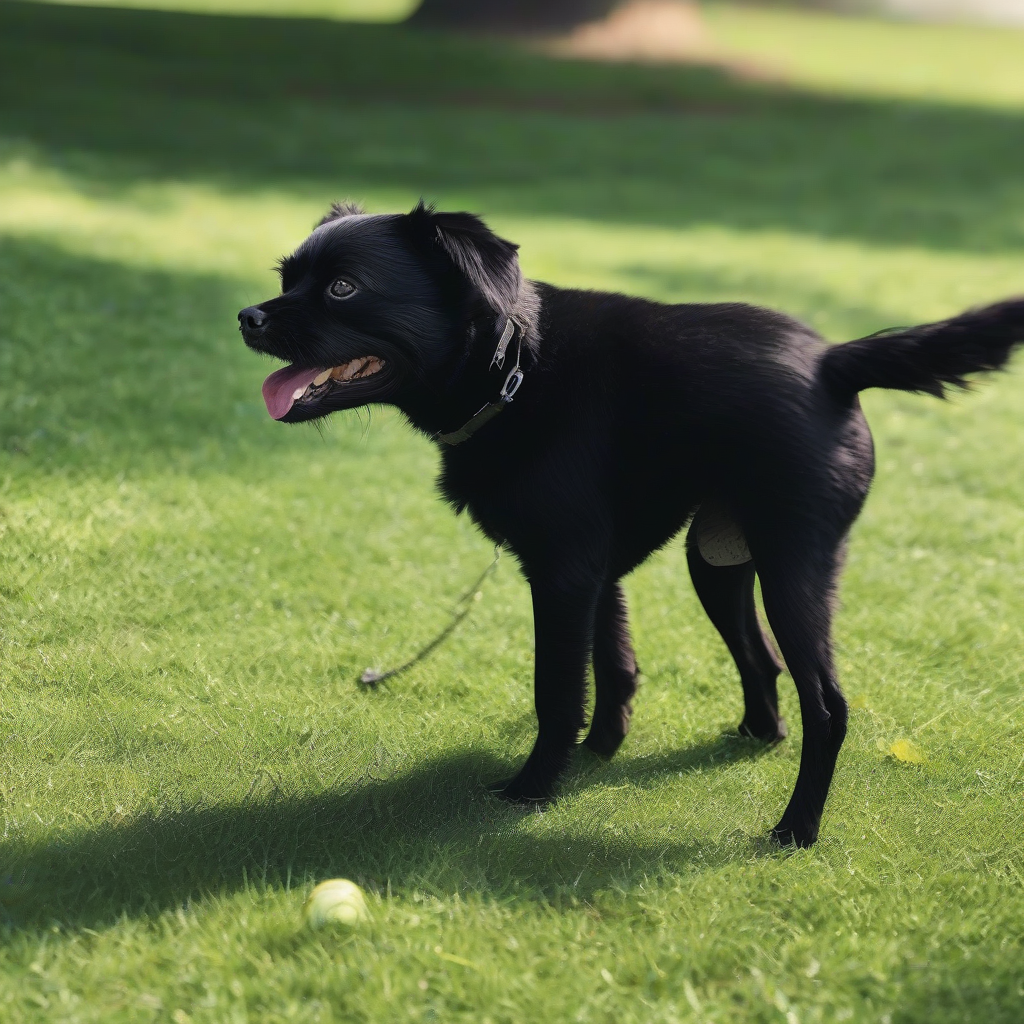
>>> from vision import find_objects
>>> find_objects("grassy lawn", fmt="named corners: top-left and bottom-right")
top-left (1, 2), bottom-right (1023, 1021)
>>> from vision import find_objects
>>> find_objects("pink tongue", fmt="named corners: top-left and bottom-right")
top-left (262, 364), bottom-right (325, 420)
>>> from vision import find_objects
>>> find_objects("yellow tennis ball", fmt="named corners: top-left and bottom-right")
top-left (303, 879), bottom-right (369, 929)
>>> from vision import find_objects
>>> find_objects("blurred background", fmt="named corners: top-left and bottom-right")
top-left (3, 0), bottom-right (1023, 342)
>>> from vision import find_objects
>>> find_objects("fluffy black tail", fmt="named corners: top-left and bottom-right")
top-left (820, 298), bottom-right (1024, 403)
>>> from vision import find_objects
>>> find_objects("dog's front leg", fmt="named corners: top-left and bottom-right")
top-left (497, 574), bottom-right (602, 803)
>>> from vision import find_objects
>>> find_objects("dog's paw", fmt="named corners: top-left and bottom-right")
top-left (489, 772), bottom-right (556, 805)
top-left (582, 726), bottom-right (626, 759)
top-left (583, 705), bottom-right (631, 758)
top-left (739, 716), bottom-right (788, 744)
top-left (769, 817), bottom-right (818, 849)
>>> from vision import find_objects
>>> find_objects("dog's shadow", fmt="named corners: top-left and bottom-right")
top-left (566, 729), bottom-right (779, 789)
top-left (0, 734), bottom-right (779, 933)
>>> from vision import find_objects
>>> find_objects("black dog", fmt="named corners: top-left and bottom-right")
top-left (239, 201), bottom-right (1024, 847)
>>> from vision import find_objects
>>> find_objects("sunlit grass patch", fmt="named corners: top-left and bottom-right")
top-left (704, 3), bottom-right (1024, 110)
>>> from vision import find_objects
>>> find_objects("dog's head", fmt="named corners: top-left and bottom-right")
top-left (239, 202), bottom-right (525, 423)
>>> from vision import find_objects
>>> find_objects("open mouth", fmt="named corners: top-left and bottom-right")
top-left (262, 356), bottom-right (386, 420)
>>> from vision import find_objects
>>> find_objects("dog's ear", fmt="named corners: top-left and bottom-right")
top-left (406, 201), bottom-right (522, 318)
top-left (316, 201), bottom-right (365, 228)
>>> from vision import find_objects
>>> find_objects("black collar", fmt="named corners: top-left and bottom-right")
top-left (435, 316), bottom-right (526, 446)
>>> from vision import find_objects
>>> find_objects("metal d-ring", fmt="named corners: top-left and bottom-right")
top-left (501, 367), bottom-right (524, 401)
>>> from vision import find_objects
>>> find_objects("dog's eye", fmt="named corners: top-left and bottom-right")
top-left (327, 278), bottom-right (357, 301)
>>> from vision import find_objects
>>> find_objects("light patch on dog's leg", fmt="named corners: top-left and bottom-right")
top-left (696, 503), bottom-right (752, 566)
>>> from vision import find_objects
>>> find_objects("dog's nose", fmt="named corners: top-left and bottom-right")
top-left (238, 306), bottom-right (268, 333)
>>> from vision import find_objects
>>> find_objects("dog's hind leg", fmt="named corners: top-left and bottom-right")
top-left (755, 535), bottom-right (848, 848)
top-left (583, 580), bottom-right (639, 758)
top-left (686, 511), bottom-right (786, 744)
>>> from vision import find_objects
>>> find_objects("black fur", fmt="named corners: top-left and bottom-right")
top-left (316, 200), bottom-right (365, 226)
top-left (821, 298), bottom-right (1024, 401)
top-left (239, 204), bottom-right (1024, 848)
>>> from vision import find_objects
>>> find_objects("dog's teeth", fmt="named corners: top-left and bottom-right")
top-left (313, 369), bottom-right (332, 387)
top-left (325, 357), bottom-right (380, 384)
top-left (292, 387), bottom-right (306, 401)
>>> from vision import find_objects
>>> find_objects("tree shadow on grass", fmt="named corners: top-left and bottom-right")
top-left (0, 236), bottom-right (310, 476)
top-left (1, 2), bottom-right (1023, 253)
top-left (0, 735), bottom-right (780, 933)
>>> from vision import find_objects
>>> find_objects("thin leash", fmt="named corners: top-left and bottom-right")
top-left (359, 544), bottom-right (503, 686)
top-left (360, 313), bottom-right (525, 686)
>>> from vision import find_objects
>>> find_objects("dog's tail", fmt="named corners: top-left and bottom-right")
top-left (820, 298), bottom-right (1024, 403)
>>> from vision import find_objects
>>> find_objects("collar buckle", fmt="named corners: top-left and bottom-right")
top-left (436, 316), bottom-right (527, 447)
top-left (490, 317), bottom-right (515, 370)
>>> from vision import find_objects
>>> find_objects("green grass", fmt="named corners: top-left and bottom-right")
top-left (1, 2), bottom-right (1024, 1021)
top-left (704, 3), bottom-right (1024, 109)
